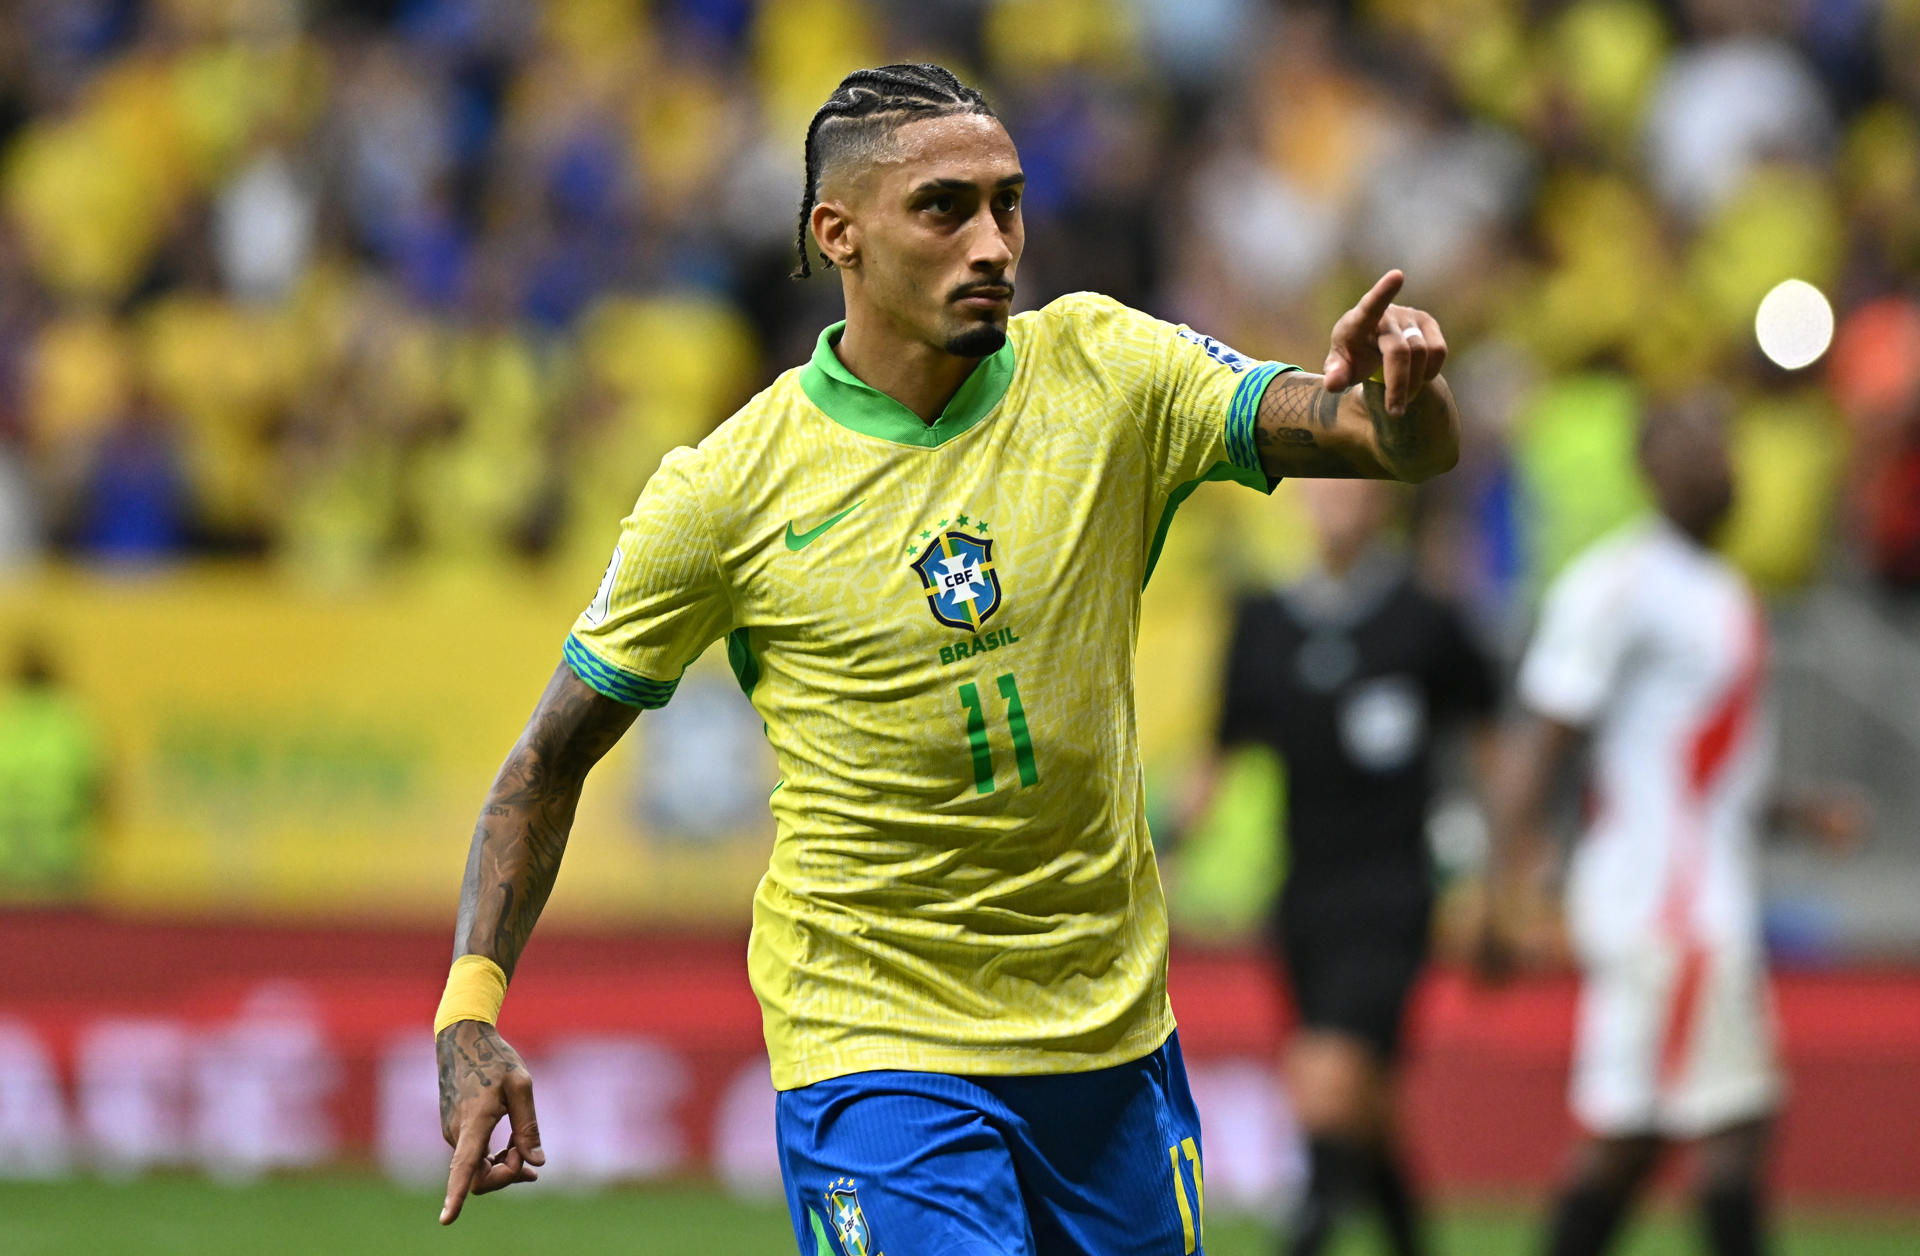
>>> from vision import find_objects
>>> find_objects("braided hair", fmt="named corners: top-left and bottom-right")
top-left (792, 64), bottom-right (997, 279)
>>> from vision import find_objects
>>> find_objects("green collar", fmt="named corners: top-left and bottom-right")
top-left (798, 321), bottom-right (1016, 448)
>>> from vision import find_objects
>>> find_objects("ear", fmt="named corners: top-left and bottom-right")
top-left (811, 199), bottom-right (860, 270)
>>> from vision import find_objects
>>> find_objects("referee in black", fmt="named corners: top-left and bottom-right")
top-left (1194, 478), bottom-right (1500, 1256)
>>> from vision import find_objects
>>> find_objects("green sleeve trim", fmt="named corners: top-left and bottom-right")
top-left (562, 635), bottom-right (679, 709)
top-left (1144, 460), bottom-right (1276, 588)
top-left (725, 626), bottom-right (760, 697)
top-left (1223, 361), bottom-right (1296, 474)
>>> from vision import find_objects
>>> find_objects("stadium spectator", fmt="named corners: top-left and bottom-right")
top-left (0, 0), bottom-right (1902, 610)
top-left (1827, 295), bottom-right (1920, 591)
top-left (67, 387), bottom-right (195, 562)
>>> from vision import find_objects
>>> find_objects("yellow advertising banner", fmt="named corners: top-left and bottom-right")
top-left (1, 568), bottom-right (778, 924)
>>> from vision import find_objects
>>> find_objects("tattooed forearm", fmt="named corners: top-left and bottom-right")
top-left (1260, 373), bottom-right (1343, 431)
top-left (1255, 372), bottom-right (1459, 482)
top-left (1255, 374), bottom-right (1365, 477)
top-left (452, 664), bottom-right (638, 978)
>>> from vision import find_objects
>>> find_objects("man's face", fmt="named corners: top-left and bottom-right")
top-left (1643, 405), bottom-right (1736, 539)
top-left (829, 113), bottom-right (1024, 358)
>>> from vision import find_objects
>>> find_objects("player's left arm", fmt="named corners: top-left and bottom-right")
top-left (1254, 270), bottom-right (1460, 483)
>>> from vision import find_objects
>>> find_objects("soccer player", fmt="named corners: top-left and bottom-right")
top-left (433, 64), bottom-right (1460, 1255)
top-left (1478, 396), bottom-right (1863, 1256)
top-left (1192, 478), bottom-right (1498, 1256)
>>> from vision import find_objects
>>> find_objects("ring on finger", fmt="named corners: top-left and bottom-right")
top-left (1401, 323), bottom-right (1423, 340)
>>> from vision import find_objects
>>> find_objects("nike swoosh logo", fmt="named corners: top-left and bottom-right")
top-left (785, 500), bottom-right (864, 551)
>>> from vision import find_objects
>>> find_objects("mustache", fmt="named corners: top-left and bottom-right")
top-left (950, 278), bottom-right (1014, 302)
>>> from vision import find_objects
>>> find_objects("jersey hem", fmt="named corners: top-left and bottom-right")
top-left (1144, 460), bottom-right (1275, 587)
top-left (768, 1014), bottom-right (1178, 1092)
top-left (562, 634), bottom-right (680, 709)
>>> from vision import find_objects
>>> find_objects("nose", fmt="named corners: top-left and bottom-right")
top-left (968, 208), bottom-right (1014, 273)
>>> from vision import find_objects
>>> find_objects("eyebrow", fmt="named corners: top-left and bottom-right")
top-left (910, 173), bottom-right (1027, 196)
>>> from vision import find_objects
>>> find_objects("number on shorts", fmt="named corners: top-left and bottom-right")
top-left (1169, 1136), bottom-right (1204, 1252)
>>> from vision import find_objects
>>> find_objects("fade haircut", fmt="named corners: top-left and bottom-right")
top-left (791, 63), bottom-right (997, 279)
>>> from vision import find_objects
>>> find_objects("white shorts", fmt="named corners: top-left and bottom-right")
top-left (1571, 940), bottom-right (1782, 1138)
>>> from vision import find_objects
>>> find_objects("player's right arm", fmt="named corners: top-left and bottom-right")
top-left (433, 450), bottom-right (732, 1224)
top-left (1475, 548), bottom-right (1634, 980)
top-left (1254, 271), bottom-right (1461, 483)
top-left (437, 664), bottom-right (637, 1223)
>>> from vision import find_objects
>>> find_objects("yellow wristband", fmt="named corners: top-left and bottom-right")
top-left (433, 954), bottom-right (508, 1036)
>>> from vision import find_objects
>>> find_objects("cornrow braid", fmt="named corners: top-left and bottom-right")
top-left (792, 63), bottom-right (997, 279)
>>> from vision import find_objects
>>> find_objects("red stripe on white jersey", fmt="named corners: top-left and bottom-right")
top-left (1660, 598), bottom-right (1769, 942)
top-left (1659, 946), bottom-right (1709, 1084)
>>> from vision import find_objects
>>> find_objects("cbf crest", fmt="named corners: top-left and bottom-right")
top-left (825, 1178), bottom-right (876, 1256)
top-left (910, 526), bottom-right (1002, 631)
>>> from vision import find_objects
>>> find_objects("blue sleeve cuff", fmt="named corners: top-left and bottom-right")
top-left (1224, 361), bottom-right (1297, 476)
top-left (563, 635), bottom-right (680, 710)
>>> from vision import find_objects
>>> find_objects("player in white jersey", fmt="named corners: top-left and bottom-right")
top-left (1479, 397), bottom-right (1862, 1256)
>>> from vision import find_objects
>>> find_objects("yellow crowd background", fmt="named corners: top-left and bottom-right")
top-left (0, 0), bottom-right (1917, 931)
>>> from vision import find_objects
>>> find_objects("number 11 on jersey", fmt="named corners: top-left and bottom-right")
top-left (957, 672), bottom-right (1039, 794)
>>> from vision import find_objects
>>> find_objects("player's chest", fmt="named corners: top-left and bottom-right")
top-left (722, 417), bottom-right (1148, 663)
top-left (1629, 572), bottom-right (1767, 709)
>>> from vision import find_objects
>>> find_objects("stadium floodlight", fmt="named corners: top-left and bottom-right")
top-left (1755, 278), bottom-right (1835, 370)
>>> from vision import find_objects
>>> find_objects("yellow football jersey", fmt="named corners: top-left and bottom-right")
top-left (568, 292), bottom-right (1296, 1089)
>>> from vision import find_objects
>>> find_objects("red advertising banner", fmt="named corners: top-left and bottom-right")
top-left (4, 913), bottom-right (1918, 1206)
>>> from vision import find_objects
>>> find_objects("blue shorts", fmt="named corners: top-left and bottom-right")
top-left (776, 1032), bottom-right (1208, 1256)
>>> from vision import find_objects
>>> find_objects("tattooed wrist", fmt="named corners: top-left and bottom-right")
top-left (1360, 380), bottom-right (1423, 472)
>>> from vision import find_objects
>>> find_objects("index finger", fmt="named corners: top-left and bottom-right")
top-left (1352, 269), bottom-right (1405, 324)
top-left (440, 1125), bottom-right (488, 1225)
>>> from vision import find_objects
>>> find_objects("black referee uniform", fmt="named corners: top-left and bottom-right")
top-left (1217, 549), bottom-right (1498, 1059)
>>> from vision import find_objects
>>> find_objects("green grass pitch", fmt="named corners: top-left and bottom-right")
top-left (0, 1175), bottom-right (1913, 1255)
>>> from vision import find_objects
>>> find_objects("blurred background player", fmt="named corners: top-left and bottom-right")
top-left (0, 638), bottom-right (102, 902)
top-left (1187, 477), bottom-right (1498, 1256)
top-left (1480, 395), bottom-right (1866, 1256)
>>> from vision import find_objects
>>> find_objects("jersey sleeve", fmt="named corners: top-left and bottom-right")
top-left (1517, 550), bottom-right (1635, 727)
top-left (1055, 292), bottom-right (1297, 498)
top-left (564, 450), bottom-right (733, 709)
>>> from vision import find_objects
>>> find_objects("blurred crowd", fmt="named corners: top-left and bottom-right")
top-left (0, 0), bottom-right (1918, 623)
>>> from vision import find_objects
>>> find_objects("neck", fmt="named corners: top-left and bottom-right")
top-left (1661, 508), bottom-right (1714, 547)
top-left (835, 312), bottom-right (979, 424)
